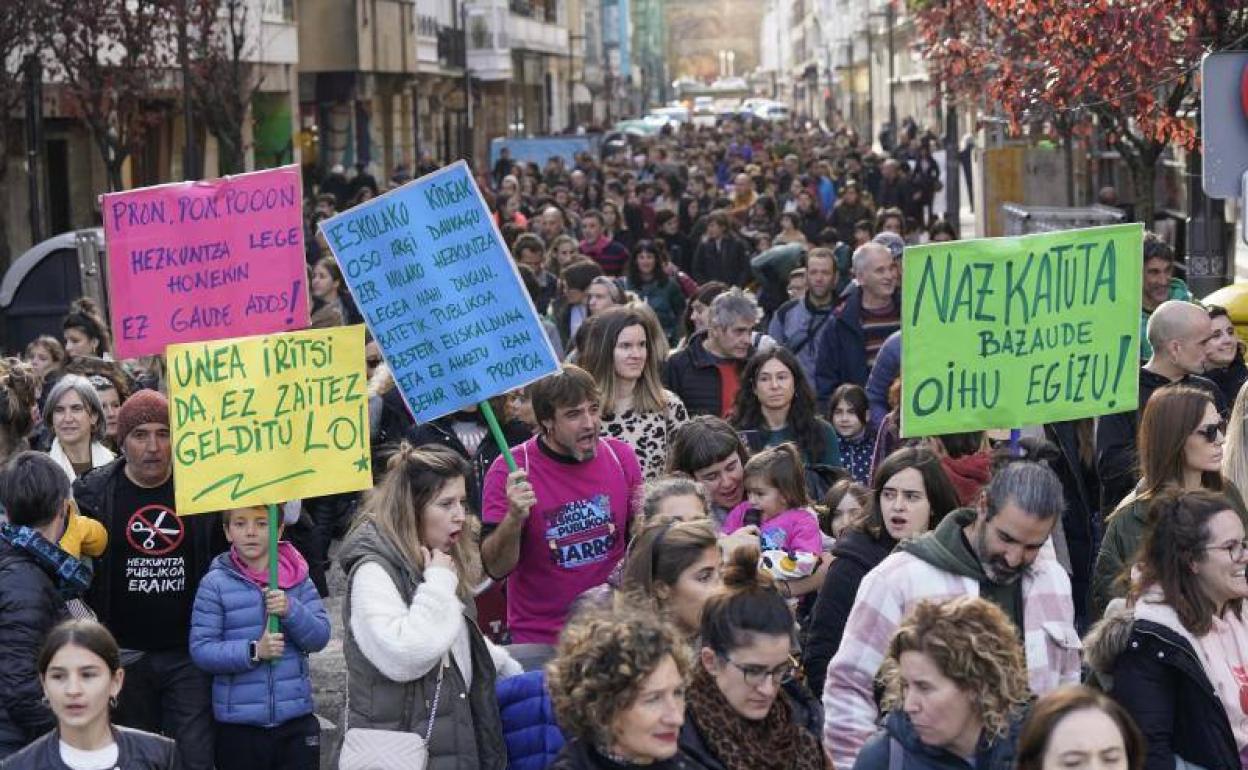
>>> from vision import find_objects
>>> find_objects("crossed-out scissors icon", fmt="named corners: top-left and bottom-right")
top-left (130, 510), bottom-right (181, 550)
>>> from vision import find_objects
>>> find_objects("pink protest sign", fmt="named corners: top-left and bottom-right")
top-left (102, 164), bottom-right (310, 358)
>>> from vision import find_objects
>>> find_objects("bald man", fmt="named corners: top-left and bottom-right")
top-left (1095, 299), bottom-right (1227, 516)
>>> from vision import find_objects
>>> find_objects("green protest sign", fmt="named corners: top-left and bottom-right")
top-left (901, 223), bottom-right (1143, 437)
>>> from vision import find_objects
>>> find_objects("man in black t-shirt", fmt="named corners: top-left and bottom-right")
top-left (74, 390), bottom-right (225, 770)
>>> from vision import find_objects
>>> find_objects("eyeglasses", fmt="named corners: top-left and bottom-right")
top-left (1205, 539), bottom-right (1248, 561)
top-left (1193, 420), bottom-right (1228, 443)
top-left (721, 655), bottom-right (796, 687)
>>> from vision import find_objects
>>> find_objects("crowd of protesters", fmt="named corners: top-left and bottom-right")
top-left (0, 111), bottom-right (1245, 770)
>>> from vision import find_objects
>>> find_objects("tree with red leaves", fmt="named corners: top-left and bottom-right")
top-left (911, 0), bottom-right (1248, 225)
top-left (38, 0), bottom-right (177, 192)
top-left (186, 0), bottom-right (264, 175)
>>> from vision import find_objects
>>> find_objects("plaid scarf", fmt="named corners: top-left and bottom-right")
top-left (0, 523), bottom-right (93, 599)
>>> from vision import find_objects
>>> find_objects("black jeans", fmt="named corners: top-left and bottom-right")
top-left (115, 649), bottom-right (214, 770)
top-left (215, 713), bottom-right (320, 770)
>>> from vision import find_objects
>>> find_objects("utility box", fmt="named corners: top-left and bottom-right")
top-left (1000, 204), bottom-right (1126, 237)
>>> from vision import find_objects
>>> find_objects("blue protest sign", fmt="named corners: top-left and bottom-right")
top-left (318, 161), bottom-right (559, 424)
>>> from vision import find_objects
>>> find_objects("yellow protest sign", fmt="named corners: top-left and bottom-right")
top-left (167, 325), bottom-right (372, 515)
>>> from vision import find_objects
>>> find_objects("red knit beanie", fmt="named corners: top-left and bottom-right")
top-left (116, 389), bottom-right (170, 443)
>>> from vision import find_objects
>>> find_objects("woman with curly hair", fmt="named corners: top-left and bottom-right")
top-left (679, 546), bottom-right (829, 770)
top-left (0, 358), bottom-right (38, 465)
top-left (852, 596), bottom-right (1032, 770)
top-left (546, 606), bottom-right (692, 769)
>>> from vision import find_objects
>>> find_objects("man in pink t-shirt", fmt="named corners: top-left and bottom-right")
top-left (481, 365), bottom-right (643, 647)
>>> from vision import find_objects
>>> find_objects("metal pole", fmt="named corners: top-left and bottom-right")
top-left (886, 0), bottom-right (896, 149)
top-left (943, 87), bottom-right (959, 229)
top-left (412, 81), bottom-right (422, 166)
top-left (180, 0), bottom-right (198, 179)
top-left (865, 18), bottom-right (874, 142)
top-left (24, 54), bottom-right (45, 244)
top-left (461, 1), bottom-right (473, 164)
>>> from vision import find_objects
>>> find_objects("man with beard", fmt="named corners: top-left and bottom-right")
top-left (821, 461), bottom-right (1079, 769)
top-left (480, 365), bottom-right (643, 660)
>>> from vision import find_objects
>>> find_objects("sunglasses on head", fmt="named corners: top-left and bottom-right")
top-left (1194, 420), bottom-right (1228, 443)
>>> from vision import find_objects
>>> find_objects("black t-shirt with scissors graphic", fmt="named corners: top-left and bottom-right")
top-left (108, 472), bottom-right (193, 651)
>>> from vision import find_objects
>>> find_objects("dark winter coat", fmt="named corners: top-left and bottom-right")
top-left (815, 285), bottom-right (902, 402)
top-left (852, 707), bottom-right (1026, 770)
top-left (1085, 606), bottom-right (1240, 770)
top-left (1043, 420), bottom-right (1101, 629)
top-left (663, 331), bottom-right (752, 418)
top-left (1206, 356), bottom-right (1248, 409)
top-left (0, 539), bottom-right (65, 758)
top-left (0, 726), bottom-right (179, 770)
top-left (802, 529), bottom-right (895, 697)
top-left (691, 237), bottom-right (751, 287)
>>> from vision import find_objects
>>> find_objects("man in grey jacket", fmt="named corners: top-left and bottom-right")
top-left (768, 248), bottom-right (840, 385)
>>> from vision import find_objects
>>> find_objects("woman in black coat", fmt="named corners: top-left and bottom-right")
top-left (1084, 489), bottom-right (1246, 770)
top-left (802, 447), bottom-right (959, 696)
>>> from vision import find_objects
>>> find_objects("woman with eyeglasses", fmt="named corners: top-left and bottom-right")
top-left (679, 545), bottom-right (829, 770)
top-left (42, 374), bottom-right (115, 484)
top-left (851, 596), bottom-right (1031, 770)
top-left (1084, 489), bottom-right (1248, 770)
top-left (1091, 386), bottom-right (1248, 620)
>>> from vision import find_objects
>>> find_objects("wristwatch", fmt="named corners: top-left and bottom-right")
top-left (248, 640), bottom-right (260, 664)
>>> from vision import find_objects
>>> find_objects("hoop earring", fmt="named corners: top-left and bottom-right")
top-left (109, 696), bottom-right (118, 709)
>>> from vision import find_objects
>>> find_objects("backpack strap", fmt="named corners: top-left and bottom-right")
top-left (889, 736), bottom-right (905, 770)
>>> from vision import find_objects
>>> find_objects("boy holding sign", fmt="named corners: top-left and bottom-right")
top-left (189, 505), bottom-right (330, 769)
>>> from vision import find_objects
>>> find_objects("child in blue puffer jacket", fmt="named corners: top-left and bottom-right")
top-left (190, 505), bottom-right (331, 770)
